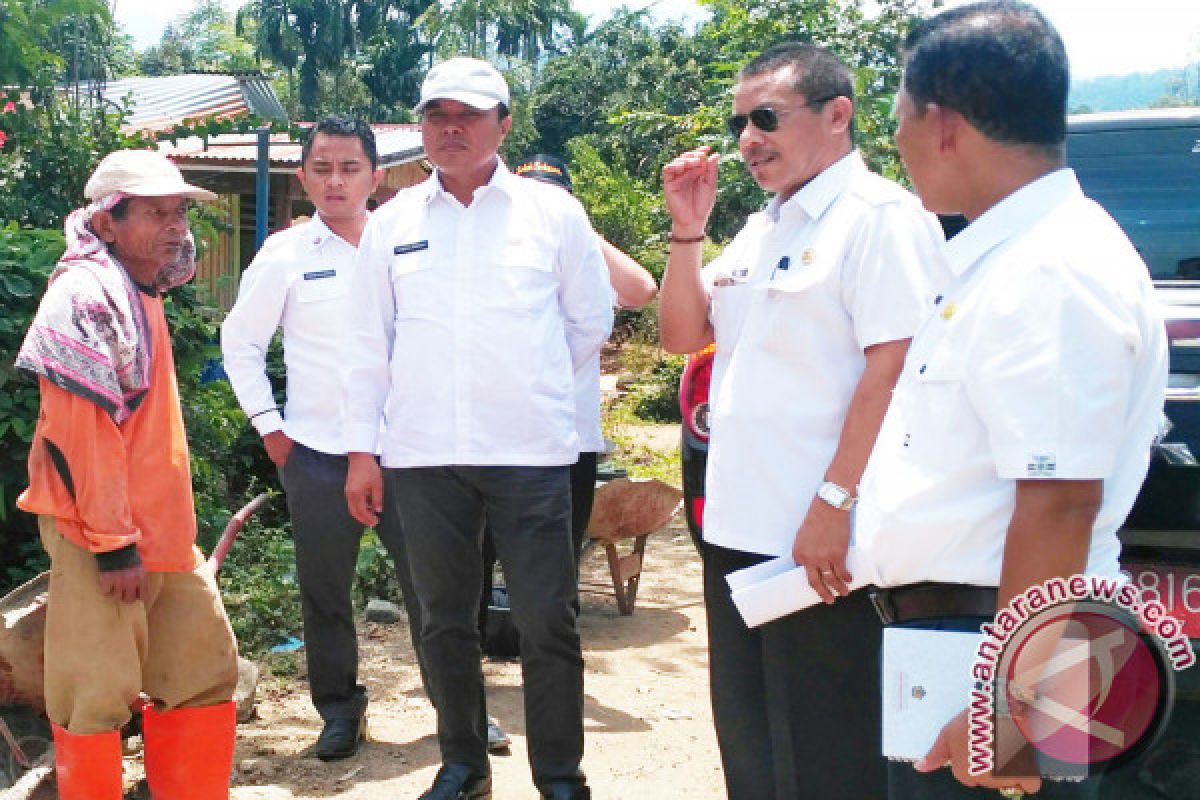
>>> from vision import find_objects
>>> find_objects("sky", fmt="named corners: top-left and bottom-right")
top-left (113, 0), bottom-right (1200, 79)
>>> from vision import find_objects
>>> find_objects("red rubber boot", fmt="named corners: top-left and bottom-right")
top-left (142, 701), bottom-right (236, 799)
top-left (50, 723), bottom-right (124, 800)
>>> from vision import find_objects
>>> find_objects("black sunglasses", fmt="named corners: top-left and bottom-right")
top-left (726, 96), bottom-right (839, 138)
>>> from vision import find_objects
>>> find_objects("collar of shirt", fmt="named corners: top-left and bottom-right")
top-left (301, 213), bottom-right (347, 252)
top-left (764, 150), bottom-right (864, 224)
top-left (422, 159), bottom-right (522, 207)
top-left (943, 167), bottom-right (1081, 278)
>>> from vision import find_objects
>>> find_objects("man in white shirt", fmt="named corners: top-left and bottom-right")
top-left (659, 42), bottom-right (947, 800)
top-left (475, 155), bottom-right (657, 751)
top-left (342, 59), bottom-right (613, 800)
top-left (221, 116), bottom-right (396, 761)
top-left (857, 2), bottom-right (1168, 797)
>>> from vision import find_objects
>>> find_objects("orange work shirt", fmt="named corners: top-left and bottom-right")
top-left (18, 289), bottom-right (201, 572)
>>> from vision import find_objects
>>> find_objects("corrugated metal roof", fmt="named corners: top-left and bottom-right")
top-left (88, 74), bottom-right (288, 132)
top-left (159, 124), bottom-right (424, 172)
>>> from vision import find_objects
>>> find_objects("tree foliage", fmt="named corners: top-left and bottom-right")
top-left (0, 0), bottom-right (114, 86)
top-left (517, 0), bottom-right (922, 246)
top-left (416, 0), bottom-right (584, 67)
top-left (239, 0), bottom-right (377, 117)
top-left (142, 0), bottom-right (257, 75)
top-left (359, 0), bottom-right (436, 111)
top-left (0, 93), bottom-right (150, 228)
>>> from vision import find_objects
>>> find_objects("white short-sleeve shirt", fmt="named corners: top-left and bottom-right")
top-left (855, 169), bottom-right (1169, 586)
top-left (701, 152), bottom-right (949, 557)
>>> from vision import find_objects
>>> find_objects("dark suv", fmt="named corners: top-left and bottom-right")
top-left (679, 107), bottom-right (1200, 794)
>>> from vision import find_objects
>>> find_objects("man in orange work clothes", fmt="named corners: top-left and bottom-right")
top-left (15, 149), bottom-right (239, 799)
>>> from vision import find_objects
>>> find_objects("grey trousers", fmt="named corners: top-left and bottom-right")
top-left (386, 465), bottom-right (585, 786)
top-left (279, 443), bottom-right (406, 721)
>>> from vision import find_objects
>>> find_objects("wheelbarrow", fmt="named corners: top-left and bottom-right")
top-left (0, 492), bottom-right (272, 792)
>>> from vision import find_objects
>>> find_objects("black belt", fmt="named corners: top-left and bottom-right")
top-left (869, 582), bottom-right (997, 625)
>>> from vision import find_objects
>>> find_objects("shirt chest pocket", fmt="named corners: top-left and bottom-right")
top-left (710, 283), bottom-right (754, 353)
top-left (483, 239), bottom-right (557, 314)
top-left (762, 242), bottom-right (844, 310)
top-left (295, 271), bottom-right (347, 305)
top-left (903, 341), bottom-right (971, 462)
top-left (755, 255), bottom-right (838, 353)
top-left (390, 249), bottom-right (440, 319)
top-left (764, 258), bottom-right (827, 297)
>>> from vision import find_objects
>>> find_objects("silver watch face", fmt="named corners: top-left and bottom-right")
top-left (819, 482), bottom-right (853, 509)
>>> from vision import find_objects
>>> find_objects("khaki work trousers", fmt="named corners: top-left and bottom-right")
top-left (41, 517), bottom-right (239, 734)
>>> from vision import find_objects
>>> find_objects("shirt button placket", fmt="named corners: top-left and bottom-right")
top-left (454, 207), bottom-right (473, 456)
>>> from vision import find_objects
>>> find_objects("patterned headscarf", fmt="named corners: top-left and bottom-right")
top-left (15, 192), bottom-right (197, 422)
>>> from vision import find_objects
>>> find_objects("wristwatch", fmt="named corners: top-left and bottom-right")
top-left (816, 480), bottom-right (857, 511)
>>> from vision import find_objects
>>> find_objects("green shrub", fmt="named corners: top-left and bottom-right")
top-left (354, 529), bottom-right (402, 608)
top-left (0, 223), bottom-right (64, 584)
top-left (630, 354), bottom-right (685, 423)
top-left (0, 92), bottom-right (149, 229)
top-left (216, 516), bottom-right (300, 653)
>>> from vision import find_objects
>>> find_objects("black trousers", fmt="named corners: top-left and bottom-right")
top-left (387, 465), bottom-right (585, 785)
top-left (479, 452), bottom-right (598, 635)
top-left (279, 443), bottom-right (406, 721)
top-left (703, 541), bottom-right (886, 800)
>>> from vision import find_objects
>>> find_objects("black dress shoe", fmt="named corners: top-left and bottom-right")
top-left (315, 716), bottom-right (366, 761)
top-left (418, 762), bottom-right (492, 800)
top-left (539, 781), bottom-right (591, 800)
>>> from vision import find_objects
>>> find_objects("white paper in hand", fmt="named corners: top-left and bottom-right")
top-left (726, 546), bottom-right (876, 628)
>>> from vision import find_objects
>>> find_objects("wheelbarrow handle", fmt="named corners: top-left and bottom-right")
top-left (207, 492), bottom-right (273, 574)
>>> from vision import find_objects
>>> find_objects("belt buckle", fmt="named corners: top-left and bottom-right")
top-left (869, 587), bottom-right (898, 626)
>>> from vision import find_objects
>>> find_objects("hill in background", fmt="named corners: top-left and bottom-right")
top-left (1070, 66), bottom-right (1200, 112)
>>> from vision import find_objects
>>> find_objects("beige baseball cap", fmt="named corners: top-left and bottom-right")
top-left (415, 57), bottom-right (510, 113)
top-left (84, 149), bottom-right (217, 203)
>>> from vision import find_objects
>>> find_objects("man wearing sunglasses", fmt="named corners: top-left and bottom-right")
top-left (659, 42), bottom-right (948, 799)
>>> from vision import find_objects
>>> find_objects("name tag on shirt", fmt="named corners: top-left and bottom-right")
top-left (303, 269), bottom-right (336, 281)
top-left (393, 240), bottom-right (430, 255)
top-left (714, 267), bottom-right (751, 287)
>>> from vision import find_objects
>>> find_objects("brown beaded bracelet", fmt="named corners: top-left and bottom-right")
top-left (667, 231), bottom-right (706, 244)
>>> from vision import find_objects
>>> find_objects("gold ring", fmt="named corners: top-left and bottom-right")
top-left (998, 789), bottom-right (1025, 799)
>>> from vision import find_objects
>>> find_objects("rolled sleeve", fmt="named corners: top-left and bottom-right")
top-left (967, 263), bottom-right (1137, 481)
top-left (340, 216), bottom-right (396, 454)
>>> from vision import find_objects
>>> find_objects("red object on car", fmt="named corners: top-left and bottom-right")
top-left (680, 344), bottom-right (715, 443)
top-left (679, 345), bottom-right (715, 547)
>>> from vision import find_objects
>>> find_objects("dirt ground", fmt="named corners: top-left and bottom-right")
top-left (228, 521), bottom-right (727, 800)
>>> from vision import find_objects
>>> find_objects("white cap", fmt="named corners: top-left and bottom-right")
top-left (415, 57), bottom-right (510, 113)
top-left (84, 149), bottom-right (217, 203)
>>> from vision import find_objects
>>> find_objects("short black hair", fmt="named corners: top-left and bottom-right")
top-left (903, 0), bottom-right (1068, 150)
top-left (739, 42), bottom-right (855, 108)
top-left (302, 115), bottom-right (379, 169)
